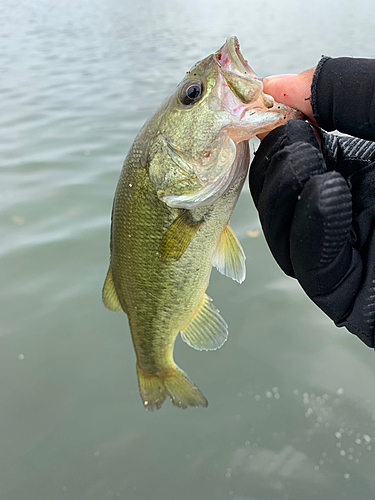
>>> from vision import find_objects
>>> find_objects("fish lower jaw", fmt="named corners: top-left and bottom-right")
top-left (226, 105), bottom-right (303, 142)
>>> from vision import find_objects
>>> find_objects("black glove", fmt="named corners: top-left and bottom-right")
top-left (250, 119), bottom-right (375, 348)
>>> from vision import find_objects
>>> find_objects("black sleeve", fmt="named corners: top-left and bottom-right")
top-left (311, 57), bottom-right (375, 141)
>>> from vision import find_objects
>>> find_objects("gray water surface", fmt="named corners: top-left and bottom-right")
top-left (1, 0), bottom-right (375, 499)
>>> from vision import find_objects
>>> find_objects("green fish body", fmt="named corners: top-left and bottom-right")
top-left (103, 36), bottom-right (302, 410)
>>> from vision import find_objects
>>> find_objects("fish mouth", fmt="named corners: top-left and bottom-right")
top-left (215, 36), bottom-right (257, 78)
top-left (212, 36), bottom-right (306, 141)
top-left (214, 36), bottom-right (306, 124)
top-left (214, 36), bottom-right (273, 115)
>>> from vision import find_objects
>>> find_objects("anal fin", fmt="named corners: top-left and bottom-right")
top-left (212, 224), bottom-right (246, 283)
top-left (102, 266), bottom-right (123, 312)
top-left (181, 294), bottom-right (228, 351)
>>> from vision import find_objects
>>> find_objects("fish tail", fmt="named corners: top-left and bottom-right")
top-left (136, 364), bottom-right (208, 411)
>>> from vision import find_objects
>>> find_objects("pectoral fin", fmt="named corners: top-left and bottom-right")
top-left (180, 294), bottom-right (228, 351)
top-left (102, 266), bottom-right (123, 312)
top-left (212, 225), bottom-right (246, 283)
top-left (159, 210), bottom-right (203, 262)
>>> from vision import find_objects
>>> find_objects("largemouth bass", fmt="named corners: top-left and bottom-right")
top-left (103, 36), bottom-right (301, 410)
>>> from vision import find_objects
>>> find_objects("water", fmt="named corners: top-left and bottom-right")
top-left (1, 0), bottom-right (375, 498)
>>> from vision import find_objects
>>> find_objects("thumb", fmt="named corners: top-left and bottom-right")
top-left (263, 68), bottom-right (316, 122)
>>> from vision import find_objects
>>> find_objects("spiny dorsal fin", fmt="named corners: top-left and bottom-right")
top-left (180, 294), bottom-right (228, 351)
top-left (102, 266), bottom-right (123, 312)
top-left (159, 210), bottom-right (203, 262)
top-left (212, 224), bottom-right (246, 283)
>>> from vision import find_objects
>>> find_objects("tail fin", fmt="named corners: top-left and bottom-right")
top-left (136, 364), bottom-right (208, 411)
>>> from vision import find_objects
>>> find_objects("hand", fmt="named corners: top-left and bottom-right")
top-left (250, 119), bottom-right (375, 348)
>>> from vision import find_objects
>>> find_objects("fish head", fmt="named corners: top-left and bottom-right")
top-left (148, 36), bottom-right (304, 209)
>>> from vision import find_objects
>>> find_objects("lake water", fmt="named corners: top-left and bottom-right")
top-left (1, 0), bottom-right (375, 499)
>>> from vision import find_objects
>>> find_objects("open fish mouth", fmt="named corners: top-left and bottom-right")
top-left (213, 36), bottom-right (274, 115)
top-left (214, 36), bottom-right (306, 123)
top-left (215, 36), bottom-right (258, 78)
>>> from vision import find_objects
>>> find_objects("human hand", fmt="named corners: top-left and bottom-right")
top-left (250, 119), bottom-right (375, 348)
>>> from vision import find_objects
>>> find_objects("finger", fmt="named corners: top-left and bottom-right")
top-left (290, 171), bottom-right (375, 346)
top-left (321, 131), bottom-right (375, 184)
top-left (289, 171), bottom-right (359, 319)
top-left (262, 68), bottom-right (316, 121)
top-left (250, 120), bottom-right (321, 207)
top-left (250, 121), bottom-right (326, 276)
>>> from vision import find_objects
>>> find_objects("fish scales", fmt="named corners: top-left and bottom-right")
top-left (111, 135), bottom-right (249, 372)
top-left (103, 36), bottom-right (303, 410)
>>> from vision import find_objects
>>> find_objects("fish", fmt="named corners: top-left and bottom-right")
top-left (102, 36), bottom-right (302, 410)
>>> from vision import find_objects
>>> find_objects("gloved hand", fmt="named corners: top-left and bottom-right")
top-left (250, 119), bottom-right (375, 348)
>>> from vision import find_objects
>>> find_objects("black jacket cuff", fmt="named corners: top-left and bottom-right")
top-left (311, 56), bottom-right (375, 141)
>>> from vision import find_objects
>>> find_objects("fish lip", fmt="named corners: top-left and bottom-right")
top-left (215, 36), bottom-right (255, 76)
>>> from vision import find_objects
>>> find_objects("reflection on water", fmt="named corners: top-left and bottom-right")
top-left (1, 0), bottom-right (375, 498)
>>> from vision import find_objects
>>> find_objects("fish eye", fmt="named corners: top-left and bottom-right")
top-left (179, 80), bottom-right (204, 105)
